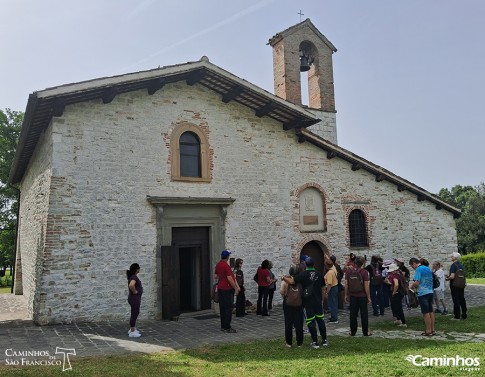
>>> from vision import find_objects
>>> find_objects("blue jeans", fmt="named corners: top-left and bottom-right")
top-left (327, 285), bottom-right (339, 321)
top-left (370, 284), bottom-right (384, 315)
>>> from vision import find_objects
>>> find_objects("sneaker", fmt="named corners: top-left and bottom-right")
top-left (285, 343), bottom-right (292, 348)
top-left (327, 319), bottom-right (339, 324)
top-left (450, 317), bottom-right (461, 321)
top-left (398, 323), bottom-right (407, 327)
top-left (441, 310), bottom-right (449, 315)
top-left (224, 328), bottom-right (237, 333)
top-left (321, 339), bottom-right (329, 347)
top-left (128, 331), bottom-right (141, 338)
top-left (310, 342), bottom-right (320, 349)
top-left (434, 309), bottom-right (441, 314)
top-left (128, 329), bottom-right (140, 335)
top-left (303, 329), bottom-right (310, 334)
top-left (297, 344), bottom-right (303, 348)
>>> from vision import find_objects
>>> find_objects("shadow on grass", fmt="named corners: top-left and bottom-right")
top-left (370, 305), bottom-right (485, 333)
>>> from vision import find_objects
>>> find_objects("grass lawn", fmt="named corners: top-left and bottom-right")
top-left (467, 277), bottom-right (485, 284)
top-left (1, 308), bottom-right (483, 377)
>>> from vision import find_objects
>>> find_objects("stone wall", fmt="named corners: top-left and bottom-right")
top-left (307, 109), bottom-right (337, 144)
top-left (17, 126), bottom-right (53, 321)
top-left (21, 82), bottom-right (457, 323)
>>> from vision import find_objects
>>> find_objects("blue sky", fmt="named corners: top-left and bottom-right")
top-left (1, 0), bottom-right (483, 194)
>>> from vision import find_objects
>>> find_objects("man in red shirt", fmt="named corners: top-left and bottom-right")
top-left (345, 256), bottom-right (372, 336)
top-left (215, 250), bottom-right (240, 333)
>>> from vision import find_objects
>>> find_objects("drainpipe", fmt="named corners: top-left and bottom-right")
top-left (8, 184), bottom-right (20, 294)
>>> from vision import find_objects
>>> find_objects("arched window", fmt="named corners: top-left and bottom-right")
top-left (179, 132), bottom-right (201, 177)
top-left (349, 209), bottom-right (368, 247)
top-left (170, 123), bottom-right (211, 182)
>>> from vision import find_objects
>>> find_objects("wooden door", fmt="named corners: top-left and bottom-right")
top-left (161, 246), bottom-right (180, 320)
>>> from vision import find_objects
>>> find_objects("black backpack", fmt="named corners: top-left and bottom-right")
top-left (371, 264), bottom-right (383, 285)
top-left (432, 272), bottom-right (440, 289)
top-left (452, 265), bottom-right (466, 288)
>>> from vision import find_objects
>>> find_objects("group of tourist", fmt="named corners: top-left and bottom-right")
top-left (124, 249), bottom-right (467, 345)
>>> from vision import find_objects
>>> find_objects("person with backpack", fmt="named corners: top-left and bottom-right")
top-left (395, 258), bottom-right (411, 310)
top-left (387, 263), bottom-right (407, 327)
top-left (445, 252), bottom-right (467, 320)
top-left (409, 257), bottom-right (435, 336)
top-left (345, 256), bottom-right (372, 337)
top-left (283, 257), bottom-right (328, 349)
top-left (280, 264), bottom-right (304, 348)
top-left (366, 255), bottom-right (385, 317)
top-left (381, 259), bottom-right (393, 309)
top-left (432, 261), bottom-right (448, 315)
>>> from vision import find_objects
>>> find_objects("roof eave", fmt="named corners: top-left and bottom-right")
top-left (299, 129), bottom-right (461, 218)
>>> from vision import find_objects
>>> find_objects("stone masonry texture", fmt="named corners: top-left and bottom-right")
top-left (15, 81), bottom-right (458, 325)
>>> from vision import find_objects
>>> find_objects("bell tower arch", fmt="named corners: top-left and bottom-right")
top-left (269, 18), bottom-right (337, 112)
top-left (268, 19), bottom-right (339, 143)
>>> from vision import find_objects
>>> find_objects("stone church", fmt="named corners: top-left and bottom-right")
top-left (9, 19), bottom-right (459, 324)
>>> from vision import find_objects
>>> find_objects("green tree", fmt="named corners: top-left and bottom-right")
top-left (0, 108), bottom-right (23, 270)
top-left (438, 183), bottom-right (485, 254)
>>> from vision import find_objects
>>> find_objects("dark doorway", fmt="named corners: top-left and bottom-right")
top-left (161, 227), bottom-right (210, 319)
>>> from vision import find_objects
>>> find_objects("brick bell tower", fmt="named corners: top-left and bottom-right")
top-left (269, 19), bottom-right (338, 143)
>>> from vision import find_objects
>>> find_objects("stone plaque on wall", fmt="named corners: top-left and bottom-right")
top-left (303, 216), bottom-right (319, 225)
top-left (299, 187), bottom-right (324, 232)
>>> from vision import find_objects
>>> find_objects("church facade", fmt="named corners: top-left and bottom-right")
top-left (9, 20), bottom-right (459, 324)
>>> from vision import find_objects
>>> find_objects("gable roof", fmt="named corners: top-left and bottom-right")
top-left (8, 56), bottom-right (460, 218)
top-left (8, 56), bottom-right (321, 185)
top-left (268, 18), bottom-right (338, 52)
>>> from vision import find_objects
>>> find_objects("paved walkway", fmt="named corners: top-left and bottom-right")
top-left (1, 285), bottom-right (484, 364)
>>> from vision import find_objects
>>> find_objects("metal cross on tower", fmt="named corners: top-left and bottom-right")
top-left (298, 10), bottom-right (304, 21)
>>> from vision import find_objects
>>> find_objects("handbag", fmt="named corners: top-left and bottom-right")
top-left (407, 289), bottom-right (419, 308)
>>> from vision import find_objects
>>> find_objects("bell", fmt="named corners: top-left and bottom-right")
top-left (300, 55), bottom-right (311, 72)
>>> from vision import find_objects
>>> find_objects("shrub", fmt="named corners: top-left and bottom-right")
top-left (0, 275), bottom-right (12, 287)
top-left (462, 252), bottom-right (485, 278)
